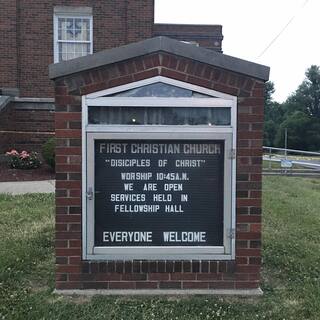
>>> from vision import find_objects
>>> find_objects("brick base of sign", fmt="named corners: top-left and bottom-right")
top-left (56, 260), bottom-right (260, 290)
top-left (53, 50), bottom-right (264, 291)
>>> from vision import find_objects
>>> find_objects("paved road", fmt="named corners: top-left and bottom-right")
top-left (0, 180), bottom-right (55, 195)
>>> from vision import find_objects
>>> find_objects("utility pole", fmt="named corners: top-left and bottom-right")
top-left (284, 128), bottom-right (288, 160)
top-left (284, 128), bottom-right (288, 175)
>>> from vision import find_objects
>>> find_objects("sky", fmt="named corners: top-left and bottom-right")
top-left (155, 0), bottom-right (320, 103)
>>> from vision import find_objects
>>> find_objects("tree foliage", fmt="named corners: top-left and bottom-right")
top-left (264, 65), bottom-right (320, 151)
top-left (295, 65), bottom-right (320, 118)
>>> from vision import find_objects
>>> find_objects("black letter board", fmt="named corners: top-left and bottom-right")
top-left (94, 140), bottom-right (224, 247)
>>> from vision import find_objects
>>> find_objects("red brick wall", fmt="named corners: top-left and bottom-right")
top-left (0, 0), bottom-right (18, 89)
top-left (0, 102), bottom-right (54, 153)
top-left (127, 0), bottom-right (155, 43)
top-left (0, 0), bottom-right (154, 98)
top-left (53, 52), bottom-right (264, 290)
top-left (153, 24), bottom-right (223, 52)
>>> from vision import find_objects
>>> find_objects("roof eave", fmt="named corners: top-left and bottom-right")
top-left (49, 36), bottom-right (270, 81)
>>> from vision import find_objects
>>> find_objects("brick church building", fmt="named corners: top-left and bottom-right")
top-left (0, 0), bottom-right (223, 152)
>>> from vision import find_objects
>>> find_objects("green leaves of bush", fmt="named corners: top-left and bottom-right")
top-left (42, 138), bottom-right (55, 170)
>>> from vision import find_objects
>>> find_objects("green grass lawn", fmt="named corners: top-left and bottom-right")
top-left (0, 177), bottom-right (320, 319)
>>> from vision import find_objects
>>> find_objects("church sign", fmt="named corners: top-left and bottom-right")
top-left (84, 78), bottom-right (236, 261)
top-left (50, 36), bottom-right (269, 292)
top-left (94, 140), bottom-right (225, 248)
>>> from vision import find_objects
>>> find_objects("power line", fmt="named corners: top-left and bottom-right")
top-left (257, 0), bottom-right (309, 58)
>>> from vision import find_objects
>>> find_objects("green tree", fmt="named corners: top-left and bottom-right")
top-left (265, 81), bottom-right (275, 106)
top-left (264, 119), bottom-right (278, 146)
top-left (275, 112), bottom-right (320, 150)
top-left (263, 81), bottom-right (284, 146)
top-left (294, 65), bottom-right (320, 118)
top-left (275, 111), bottom-right (310, 149)
top-left (273, 65), bottom-right (320, 151)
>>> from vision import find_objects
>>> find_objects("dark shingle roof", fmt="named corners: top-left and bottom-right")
top-left (49, 36), bottom-right (269, 81)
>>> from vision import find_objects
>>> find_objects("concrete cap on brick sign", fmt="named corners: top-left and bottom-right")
top-left (49, 36), bottom-right (270, 81)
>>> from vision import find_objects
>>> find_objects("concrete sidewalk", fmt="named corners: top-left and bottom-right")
top-left (0, 180), bottom-right (55, 195)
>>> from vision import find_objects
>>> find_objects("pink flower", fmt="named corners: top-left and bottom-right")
top-left (20, 153), bottom-right (29, 159)
top-left (5, 149), bottom-right (19, 156)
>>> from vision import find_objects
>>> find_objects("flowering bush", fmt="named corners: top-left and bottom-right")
top-left (5, 149), bottom-right (41, 169)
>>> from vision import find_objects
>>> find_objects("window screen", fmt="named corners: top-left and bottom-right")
top-left (88, 106), bottom-right (231, 126)
top-left (108, 83), bottom-right (212, 98)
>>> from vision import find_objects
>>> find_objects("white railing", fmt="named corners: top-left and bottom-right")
top-left (263, 146), bottom-right (320, 156)
top-left (263, 146), bottom-right (320, 174)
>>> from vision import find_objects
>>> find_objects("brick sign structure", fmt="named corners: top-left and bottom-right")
top-left (49, 36), bottom-right (269, 294)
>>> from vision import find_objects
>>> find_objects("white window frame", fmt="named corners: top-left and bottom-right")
top-left (82, 76), bottom-right (237, 261)
top-left (53, 13), bottom-right (93, 63)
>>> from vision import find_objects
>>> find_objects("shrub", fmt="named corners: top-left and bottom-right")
top-left (42, 138), bottom-right (55, 169)
top-left (5, 149), bottom-right (41, 169)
